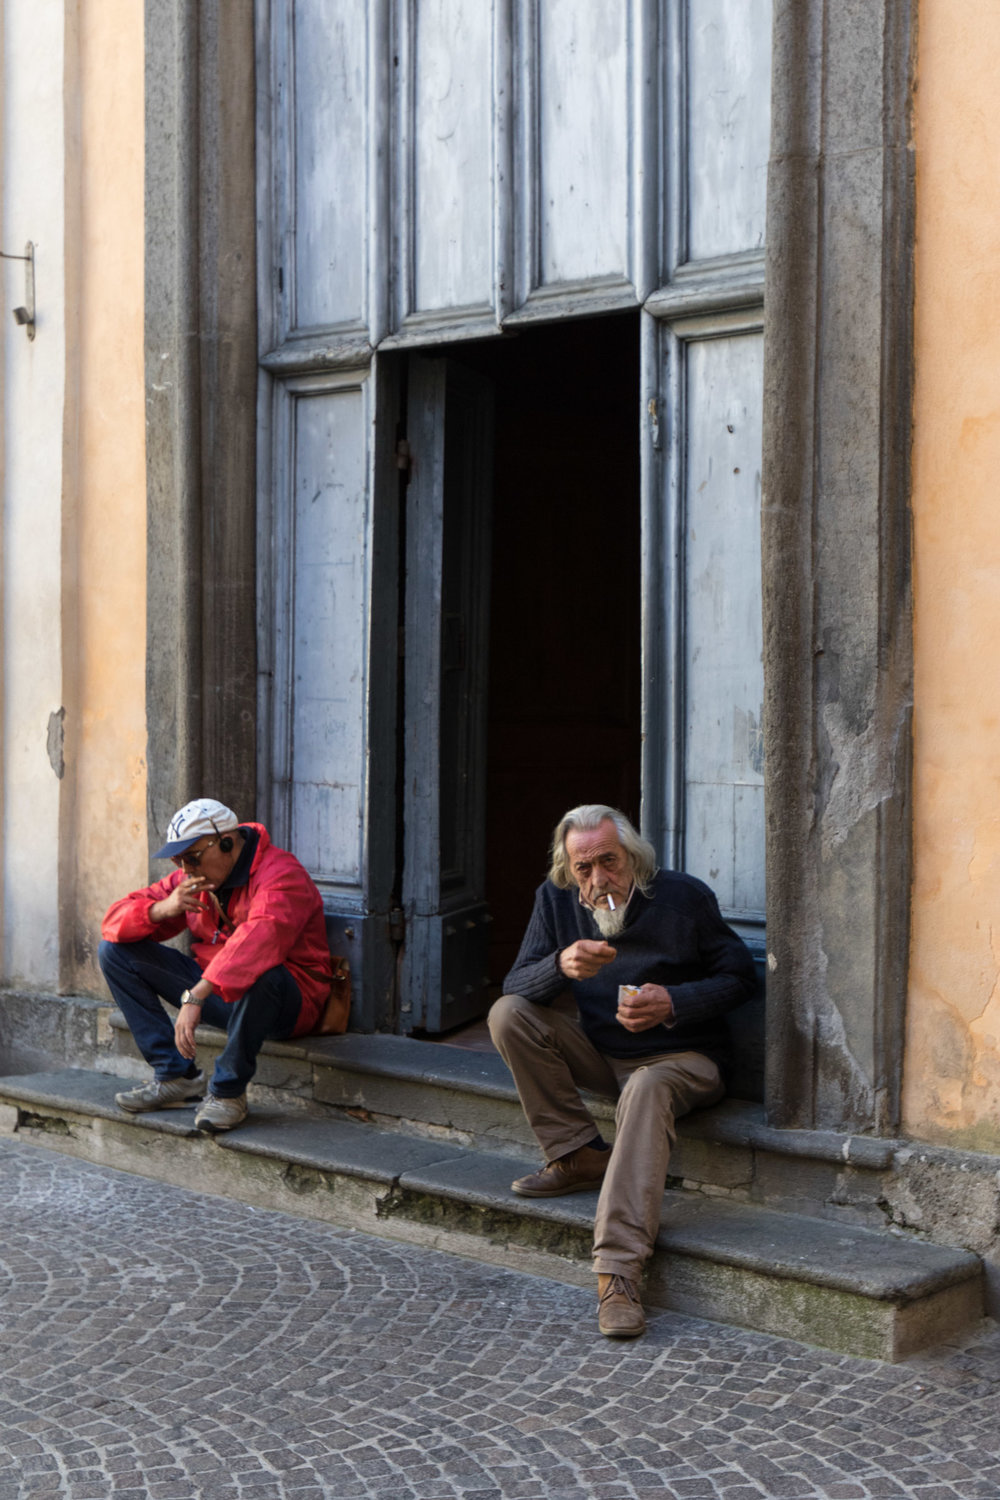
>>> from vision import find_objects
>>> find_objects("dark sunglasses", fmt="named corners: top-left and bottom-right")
top-left (171, 837), bottom-right (220, 870)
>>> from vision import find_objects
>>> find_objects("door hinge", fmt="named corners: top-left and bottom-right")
top-left (395, 437), bottom-right (412, 475)
top-left (388, 907), bottom-right (405, 943)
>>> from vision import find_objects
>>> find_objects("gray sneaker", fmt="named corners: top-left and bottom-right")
top-left (195, 1092), bottom-right (248, 1133)
top-left (115, 1071), bottom-right (206, 1113)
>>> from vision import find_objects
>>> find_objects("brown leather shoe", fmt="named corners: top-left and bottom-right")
top-left (597, 1273), bottom-right (646, 1338)
top-left (510, 1144), bottom-right (610, 1197)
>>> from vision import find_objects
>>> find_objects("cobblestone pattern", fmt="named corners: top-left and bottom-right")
top-left (1, 1138), bottom-right (998, 1500)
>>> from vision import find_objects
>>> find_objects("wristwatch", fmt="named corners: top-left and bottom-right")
top-left (179, 989), bottom-right (203, 1007)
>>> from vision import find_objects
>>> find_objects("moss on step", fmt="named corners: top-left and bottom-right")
top-left (376, 1186), bottom-right (591, 1261)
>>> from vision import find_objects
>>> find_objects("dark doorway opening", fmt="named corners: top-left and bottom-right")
top-left (456, 312), bottom-right (642, 990)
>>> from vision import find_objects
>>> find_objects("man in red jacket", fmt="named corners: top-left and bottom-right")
top-left (100, 797), bottom-right (335, 1133)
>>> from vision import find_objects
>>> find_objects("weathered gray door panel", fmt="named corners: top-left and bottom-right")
top-left (534, 1), bottom-right (629, 285)
top-left (683, 332), bottom-right (765, 919)
top-left (392, 0), bottom-right (504, 333)
top-left (257, 356), bottom-right (401, 1029)
top-left (400, 357), bottom-right (495, 1032)
top-left (511, 0), bottom-right (656, 320)
top-left (641, 309), bottom-right (766, 1096)
top-left (683, 0), bottom-right (771, 265)
top-left (261, 0), bottom-right (386, 346)
top-left (641, 311), bottom-right (765, 921)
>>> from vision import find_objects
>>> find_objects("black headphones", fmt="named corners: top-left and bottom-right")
top-left (210, 817), bottom-right (235, 856)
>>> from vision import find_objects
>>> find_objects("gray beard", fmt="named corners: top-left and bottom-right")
top-left (592, 904), bottom-right (627, 939)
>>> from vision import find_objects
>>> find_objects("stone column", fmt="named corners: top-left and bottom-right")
top-left (762, 0), bottom-right (915, 1133)
top-left (144, 0), bottom-right (257, 850)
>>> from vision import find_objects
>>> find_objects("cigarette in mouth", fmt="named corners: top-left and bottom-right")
top-left (607, 894), bottom-right (616, 911)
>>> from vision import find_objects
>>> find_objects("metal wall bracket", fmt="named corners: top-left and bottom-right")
top-left (2, 242), bottom-right (35, 339)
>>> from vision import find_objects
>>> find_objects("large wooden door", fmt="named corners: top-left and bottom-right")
top-left (255, 0), bottom-right (772, 1041)
top-left (399, 357), bottom-right (495, 1032)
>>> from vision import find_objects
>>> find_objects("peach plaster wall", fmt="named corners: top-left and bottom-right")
top-left (62, 0), bottom-right (147, 989)
top-left (904, 0), bottom-right (1000, 1150)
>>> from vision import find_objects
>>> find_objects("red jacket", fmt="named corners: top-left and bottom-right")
top-left (101, 823), bottom-right (334, 1036)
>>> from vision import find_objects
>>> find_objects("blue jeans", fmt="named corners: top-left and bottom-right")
top-left (98, 938), bottom-right (302, 1097)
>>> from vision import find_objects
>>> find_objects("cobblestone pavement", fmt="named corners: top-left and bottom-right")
top-left (2, 1138), bottom-right (999, 1500)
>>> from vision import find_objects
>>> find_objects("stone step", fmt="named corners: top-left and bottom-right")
top-left (108, 1016), bottom-right (908, 1227)
top-left (102, 1010), bottom-right (602, 1154)
top-left (108, 1011), bottom-right (866, 1139)
top-left (0, 1066), bottom-right (983, 1363)
top-left (0, 990), bottom-right (919, 1218)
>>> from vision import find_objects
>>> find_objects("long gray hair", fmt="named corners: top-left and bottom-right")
top-left (548, 804), bottom-right (657, 896)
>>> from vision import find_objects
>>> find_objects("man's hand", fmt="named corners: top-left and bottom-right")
top-left (616, 983), bottom-right (674, 1033)
top-left (173, 978), bottom-right (213, 1059)
top-left (151, 876), bottom-right (209, 924)
top-left (174, 1003), bottom-right (202, 1060)
top-left (558, 939), bottom-right (617, 980)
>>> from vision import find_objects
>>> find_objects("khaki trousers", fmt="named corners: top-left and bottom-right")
top-left (488, 992), bottom-right (724, 1281)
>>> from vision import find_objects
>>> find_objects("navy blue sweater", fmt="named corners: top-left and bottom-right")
top-left (503, 871), bottom-right (757, 1068)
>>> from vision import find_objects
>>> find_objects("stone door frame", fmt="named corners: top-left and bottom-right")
top-left (143, 0), bottom-right (915, 1134)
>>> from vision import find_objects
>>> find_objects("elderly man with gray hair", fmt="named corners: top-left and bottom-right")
top-left (489, 804), bottom-right (756, 1338)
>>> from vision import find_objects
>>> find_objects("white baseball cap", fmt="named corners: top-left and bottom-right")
top-left (153, 798), bottom-right (240, 859)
